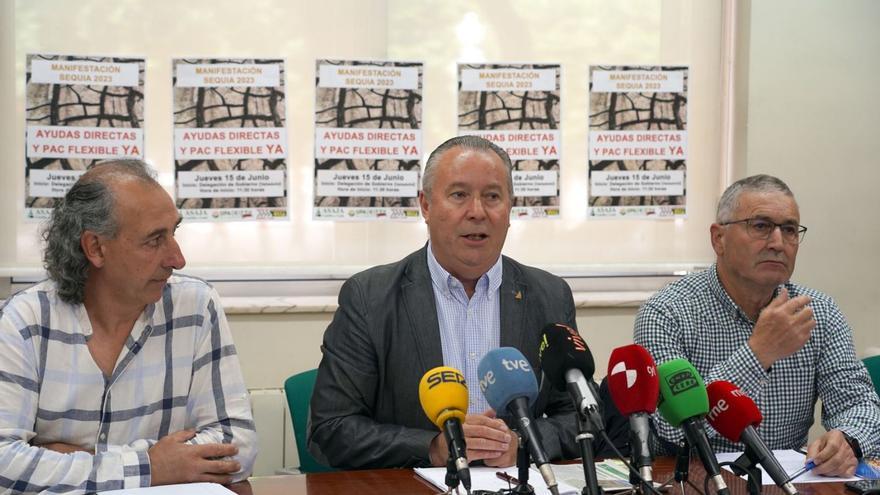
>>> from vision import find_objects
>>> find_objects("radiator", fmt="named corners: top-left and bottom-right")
top-left (249, 388), bottom-right (298, 476)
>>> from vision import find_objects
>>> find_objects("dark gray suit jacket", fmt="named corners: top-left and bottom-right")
top-left (308, 246), bottom-right (580, 469)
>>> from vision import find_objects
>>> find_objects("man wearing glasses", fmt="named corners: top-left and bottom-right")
top-left (634, 174), bottom-right (879, 476)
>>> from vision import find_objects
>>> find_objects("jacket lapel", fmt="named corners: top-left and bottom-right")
top-left (499, 256), bottom-right (527, 352)
top-left (401, 246), bottom-right (444, 370)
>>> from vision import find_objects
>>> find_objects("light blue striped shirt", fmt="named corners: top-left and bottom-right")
top-left (0, 275), bottom-right (257, 493)
top-left (426, 242), bottom-right (502, 414)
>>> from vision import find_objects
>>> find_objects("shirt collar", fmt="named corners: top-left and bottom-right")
top-left (426, 241), bottom-right (503, 300)
top-left (709, 263), bottom-right (789, 324)
top-left (708, 263), bottom-right (752, 322)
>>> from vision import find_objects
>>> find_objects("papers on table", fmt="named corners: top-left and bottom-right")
top-left (99, 482), bottom-right (237, 494)
top-left (555, 459), bottom-right (639, 492)
top-left (716, 450), bottom-right (860, 484)
top-left (415, 466), bottom-right (580, 495)
top-left (415, 459), bottom-right (636, 495)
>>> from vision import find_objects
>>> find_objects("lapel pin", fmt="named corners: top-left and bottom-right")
top-left (515, 290), bottom-right (522, 300)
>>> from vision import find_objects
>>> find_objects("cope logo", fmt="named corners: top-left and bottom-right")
top-left (425, 369), bottom-right (466, 390)
top-left (666, 369), bottom-right (698, 395)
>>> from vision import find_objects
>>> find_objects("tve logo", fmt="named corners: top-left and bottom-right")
top-left (479, 370), bottom-right (495, 393)
top-left (501, 358), bottom-right (531, 372)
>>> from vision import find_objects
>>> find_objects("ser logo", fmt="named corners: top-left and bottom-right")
top-left (425, 369), bottom-right (466, 390)
top-left (666, 369), bottom-right (698, 395)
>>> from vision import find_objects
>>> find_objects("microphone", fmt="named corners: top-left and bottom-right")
top-left (478, 347), bottom-right (558, 495)
top-left (607, 344), bottom-right (659, 483)
top-left (706, 381), bottom-right (798, 495)
top-left (657, 358), bottom-right (729, 495)
top-left (538, 323), bottom-right (604, 431)
top-left (419, 366), bottom-right (471, 494)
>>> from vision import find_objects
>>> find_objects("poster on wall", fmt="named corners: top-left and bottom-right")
top-left (313, 59), bottom-right (423, 221)
top-left (25, 54), bottom-right (145, 220)
top-left (173, 58), bottom-right (288, 222)
top-left (458, 63), bottom-right (561, 220)
top-left (588, 65), bottom-right (689, 218)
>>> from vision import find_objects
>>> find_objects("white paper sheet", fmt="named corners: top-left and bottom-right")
top-left (716, 449), bottom-right (860, 484)
top-left (99, 482), bottom-right (237, 495)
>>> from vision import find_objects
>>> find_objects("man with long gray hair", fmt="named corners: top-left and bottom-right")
top-left (0, 160), bottom-right (257, 493)
top-left (635, 174), bottom-right (879, 476)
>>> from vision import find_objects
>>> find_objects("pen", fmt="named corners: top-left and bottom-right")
top-left (496, 471), bottom-right (533, 491)
top-left (786, 459), bottom-right (816, 483)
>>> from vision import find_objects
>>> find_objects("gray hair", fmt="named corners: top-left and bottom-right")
top-left (422, 135), bottom-right (513, 199)
top-left (716, 174), bottom-right (795, 223)
top-left (42, 160), bottom-right (159, 304)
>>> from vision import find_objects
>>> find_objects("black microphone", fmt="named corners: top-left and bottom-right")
top-left (539, 323), bottom-right (608, 495)
top-left (538, 323), bottom-right (604, 431)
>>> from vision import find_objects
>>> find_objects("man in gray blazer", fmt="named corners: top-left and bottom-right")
top-left (308, 135), bottom-right (581, 469)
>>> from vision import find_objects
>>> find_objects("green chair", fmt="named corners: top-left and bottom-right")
top-left (283, 368), bottom-right (335, 473)
top-left (863, 355), bottom-right (880, 397)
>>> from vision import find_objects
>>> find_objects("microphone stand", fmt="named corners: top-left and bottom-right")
top-left (575, 409), bottom-right (603, 495)
top-left (731, 450), bottom-right (763, 495)
top-left (627, 421), bottom-right (653, 495)
top-left (445, 456), bottom-right (461, 495)
top-left (673, 439), bottom-right (705, 495)
top-left (514, 431), bottom-right (536, 495)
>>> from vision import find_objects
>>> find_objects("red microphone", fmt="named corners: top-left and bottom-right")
top-left (607, 344), bottom-right (659, 483)
top-left (706, 381), bottom-right (798, 495)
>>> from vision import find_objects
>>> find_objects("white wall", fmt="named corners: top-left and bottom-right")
top-left (738, 0), bottom-right (880, 445)
top-left (742, 0), bottom-right (879, 353)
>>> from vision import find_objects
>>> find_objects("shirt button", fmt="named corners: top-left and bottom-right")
top-left (469, 352), bottom-right (476, 360)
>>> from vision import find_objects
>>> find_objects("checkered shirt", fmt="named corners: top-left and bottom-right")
top-left (427, 243), bottom-right (502, 414)
top-left (0, 275), bottom-right (257, 494)
top-left (634, 265), bottom-right (880, 457)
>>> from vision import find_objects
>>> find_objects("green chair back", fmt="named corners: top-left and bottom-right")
top-left (283, 368), bottom-right (335, 473)
top-left (863, 355), bottom-right (880, 397)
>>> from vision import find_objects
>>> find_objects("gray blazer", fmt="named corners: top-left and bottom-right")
top-left (308, 246), bottom-right (580, 469)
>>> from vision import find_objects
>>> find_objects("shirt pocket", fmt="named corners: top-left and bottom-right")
top-left (766, 361), bottom-right (816, 427)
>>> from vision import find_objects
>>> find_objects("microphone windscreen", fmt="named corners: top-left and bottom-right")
top-left (607, 344), bottom-right (660, 415)
top-left (477, 347), bottom-right (539, 415)
top-left (705, 380), bottom-right (763, 442)
top-left (419, 366), bottom-right (468, 428)
top-left (656, 358), bottom-right (709, 427)
top-left (538, 323), bottom-right (595, 391)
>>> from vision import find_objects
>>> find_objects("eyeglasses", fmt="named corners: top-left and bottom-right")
top-left (720, 217), bottom-right (807, 244)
